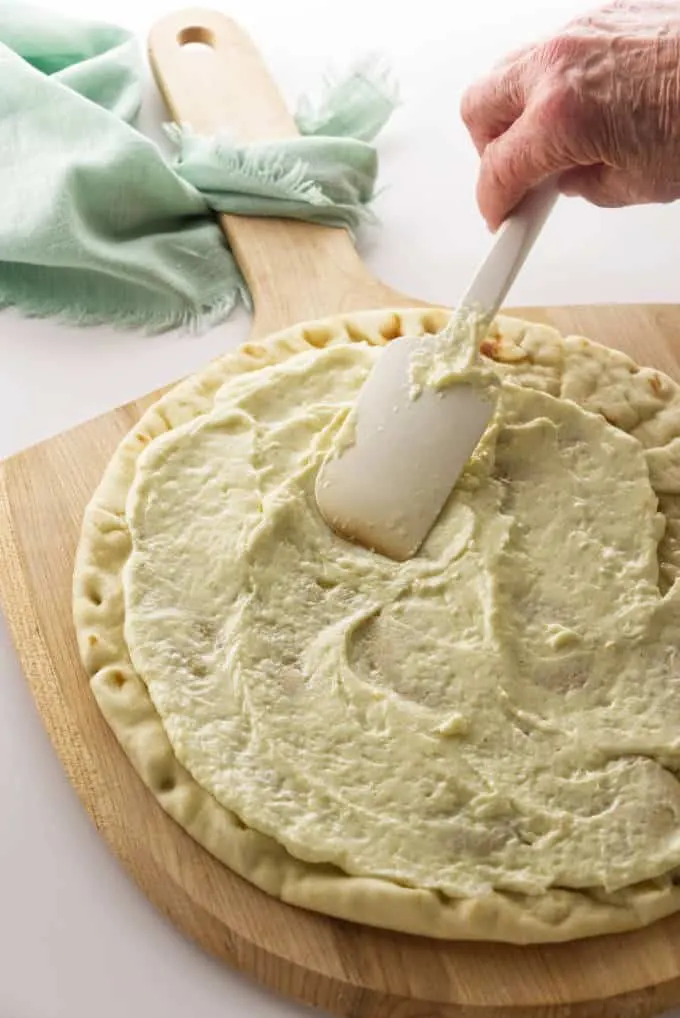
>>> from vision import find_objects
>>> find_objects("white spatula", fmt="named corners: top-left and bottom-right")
top-left (315, 179), bottom-right (558, 561)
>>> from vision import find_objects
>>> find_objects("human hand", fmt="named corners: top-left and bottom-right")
top-left (460, 1), bottom-right (680, 229)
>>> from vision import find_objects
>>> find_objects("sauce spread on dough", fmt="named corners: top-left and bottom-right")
top-left (123, 334), bottom-right (680, 898)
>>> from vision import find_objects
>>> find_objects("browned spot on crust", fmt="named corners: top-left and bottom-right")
top-left (88, 634), bottom-right (97, 647)
top-left (421, 310), bottom-right (448, 335)
top-left (86, 581), bottom-right (102, 606)
top-left (303, 326), bottom-right (333, 349)
top-left (480, 337), bottom-right (501, 360)
top-left (480, 336), bottom-right (529, 364)
top-left (241, 343), bottom-right (268, 360)
top-left (650, 373), bottom-right (663, 395)
top-left (155, 406), bottom-right (173, 431)
top-left (379, 313), bottom-right (402, 341)
top-left (110, 670), bottom-right (126, 688)
top-left (344, 320), bottom-right (371, 344)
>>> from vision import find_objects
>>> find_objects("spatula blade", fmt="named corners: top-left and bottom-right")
top-left (314, 335), bottom-right (495, 561)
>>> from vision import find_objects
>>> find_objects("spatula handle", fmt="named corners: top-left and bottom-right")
top-left (460, 179), bottom-right (558, 321)
top-left (148, 9), bottom-right (396, 336)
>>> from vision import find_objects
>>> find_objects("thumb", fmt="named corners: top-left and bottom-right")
top-left (477, 111), bottom-right (573, 230)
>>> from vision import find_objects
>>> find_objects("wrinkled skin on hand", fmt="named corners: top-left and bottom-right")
top-left (460, 1), bottom-right (680, 229)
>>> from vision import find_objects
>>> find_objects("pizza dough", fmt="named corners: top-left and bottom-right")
top-left (73, 307), bottom-right (680, 943)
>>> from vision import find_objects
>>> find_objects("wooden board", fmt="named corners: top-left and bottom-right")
top-left (3, 9), bottom-right (680, 1018)
top-left (3, 303), bottom-right (680, 1018)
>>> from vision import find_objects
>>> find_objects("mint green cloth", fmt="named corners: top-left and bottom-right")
top-left (0, 5), bottom-right (398, 332)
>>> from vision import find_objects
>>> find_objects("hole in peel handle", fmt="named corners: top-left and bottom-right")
top-left (147, 8), bottom-right (399, 331)
top-left (177, 24), bottom-right (216, 49)
top-left (146, 8), bottom-right (318, 319)
top-left (147, 9), bottom-right (300, 141)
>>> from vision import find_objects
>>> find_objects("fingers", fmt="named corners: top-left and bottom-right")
top-left (460, 64), bottom-right (526, 155)
top-left (559, 164), bottom-right (680, 207)
top-left (463, 0), bottom-right (680, 227)
top-left (558, 165), bottom-right (629, 206)
top-left (476, 102), bottom-right (575, 228)
top-left (461, 55), bottom-right (586, 228)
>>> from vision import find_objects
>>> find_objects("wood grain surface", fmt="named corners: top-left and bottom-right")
top-left (2, 8), bottom-right (680, 1018)
top-left (3, 303), bottom-right (680, 1018)
top-left (147, 7), bottom-right (421, 338)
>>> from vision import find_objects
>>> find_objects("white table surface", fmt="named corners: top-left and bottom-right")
top-left (2, 1), bottom-right (679, 1016)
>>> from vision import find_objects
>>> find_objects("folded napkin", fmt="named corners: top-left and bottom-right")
top-left (0, 5), bottom-right (398, 332)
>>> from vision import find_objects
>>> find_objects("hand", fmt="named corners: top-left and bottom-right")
top-left (460, 1), bottom-right (680, 229)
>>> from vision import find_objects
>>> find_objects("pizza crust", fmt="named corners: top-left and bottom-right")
top-left (73, 307), bottom-right (680, 943)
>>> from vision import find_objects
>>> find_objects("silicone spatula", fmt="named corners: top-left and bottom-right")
top-left (314, 179), bottom-right (558, 561)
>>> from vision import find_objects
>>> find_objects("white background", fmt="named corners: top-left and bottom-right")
top-left (1, 1), bottom-right (679, 1016)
